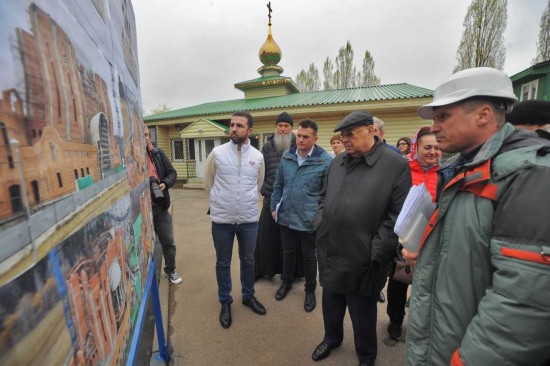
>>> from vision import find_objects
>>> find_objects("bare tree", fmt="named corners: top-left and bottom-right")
top-left (334, 41), bottom-right (358, 88)
top-left (296, 69), bottom-right (308, 92)
top-left (306, 63), bottom-right (321, 91)
top-left (453, 0), bottom-right (507, 72)
top-left (295, 63), bottom-right (321, 92)
top-left (149, 103), bottom-right (171, 116)
top-left (301, 42), bottom-right (380, 90)
top-left (359, 50), bottom-right (381, 86)
top-left (534, 0), bottom-right (550, 64)
top-left (323, 57), bottom-right (334, 90)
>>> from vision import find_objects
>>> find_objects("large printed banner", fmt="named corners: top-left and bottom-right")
top-left (0, 1), bottom-right (153, 364)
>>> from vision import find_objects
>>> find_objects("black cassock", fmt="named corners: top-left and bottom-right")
top-left (255, 205), bottom-right (304, 279)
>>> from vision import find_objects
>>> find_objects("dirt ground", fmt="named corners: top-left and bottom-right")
top-left (158, 188), bottom-right (408, 366)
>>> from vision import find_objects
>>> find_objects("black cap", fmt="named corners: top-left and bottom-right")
top-left (276, 112), bottom-right (294, 127)
top-left (334, 110), bottom-right (374, 132)
top-left (506, 100), bottom-right (550, 126)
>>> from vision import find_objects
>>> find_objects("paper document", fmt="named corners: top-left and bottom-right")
top-left (274, 200), bottom-right (282, 223)
top-left (394, 183), bottom-right (436, 252)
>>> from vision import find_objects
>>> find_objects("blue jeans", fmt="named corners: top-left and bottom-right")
top-left (211, 222), bottom-right (258, 304)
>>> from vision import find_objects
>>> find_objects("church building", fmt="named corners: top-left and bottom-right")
top-left (144, 10), bottom-right (433, 186)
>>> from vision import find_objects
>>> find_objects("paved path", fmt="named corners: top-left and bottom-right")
top-left (162, 188), bottom-right (408, 366)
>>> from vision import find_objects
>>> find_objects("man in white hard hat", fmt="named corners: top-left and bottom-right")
top-left (403, 67), bottom-right (550, 365)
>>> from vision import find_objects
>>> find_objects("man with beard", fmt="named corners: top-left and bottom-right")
top-left (204, 111), bottom-right (267, 329)
top-left (255, 112), bottom-right (300, 278)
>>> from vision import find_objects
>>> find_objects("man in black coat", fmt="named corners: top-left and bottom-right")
top-left (145, 128), bottom-right (181, 284)
top-left (311, 110), bottom-right (411, 366)
top-left (255, 112), bottom-right (300, 278)
top-left (506, 99), bottom-right (550, 141)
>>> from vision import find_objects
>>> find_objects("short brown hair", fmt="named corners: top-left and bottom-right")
top-left (330, 134), bottom-right (343, 144)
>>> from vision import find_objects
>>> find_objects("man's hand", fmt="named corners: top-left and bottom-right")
top-left (402, 248), bottom-right (418, 266)
top-left (159, 182), bottom-right (166, 191)
top-left (271, 211), bottom-right (276, 219)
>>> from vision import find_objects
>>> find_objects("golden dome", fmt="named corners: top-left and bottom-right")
top-left (259, 25), bottom-right (281, 66)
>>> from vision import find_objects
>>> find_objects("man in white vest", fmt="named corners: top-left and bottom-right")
top-left (204, 111), bottom-right (267, 329)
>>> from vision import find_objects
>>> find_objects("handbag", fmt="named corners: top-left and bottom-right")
top-left (391, 259), bottom-right (414, 285)
top-left (390, 243), bottom-right (414, 284)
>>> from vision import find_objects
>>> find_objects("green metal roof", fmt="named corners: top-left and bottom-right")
top-left (510, 60), bottom-right (550, 81)
top-left (204, 118), bottom-right (229, 131)
top-left (144, 83), bottom-right (433, 122)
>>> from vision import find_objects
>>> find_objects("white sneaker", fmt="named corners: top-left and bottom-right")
top-left (167, 272), bottom-right (182, 285)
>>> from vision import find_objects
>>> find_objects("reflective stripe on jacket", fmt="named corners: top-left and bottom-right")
top-left (405, 124), bottom-right (550, 366)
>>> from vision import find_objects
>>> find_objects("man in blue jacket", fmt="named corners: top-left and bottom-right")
top-left (271, 119), bottom-right (332, 312)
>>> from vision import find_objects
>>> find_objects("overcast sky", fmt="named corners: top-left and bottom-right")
top-left (132, 0), bottom-right (547, 115)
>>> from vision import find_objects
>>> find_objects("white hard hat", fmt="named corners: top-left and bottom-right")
top-left (418, 67), bottom-right (518, 120)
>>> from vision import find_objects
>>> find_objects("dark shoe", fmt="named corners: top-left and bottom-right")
top-left (219, 303), bottom-right (231, 329)
top-left (275, 283), bottom-right (292, 301)
top-left (388, 321), bottom-right (402, 341)
top-left (304, 292), bottom-right (316, 312)
top-left (378, 291), bottom-right (385, 303)
top-left (242, 296), bottom-right (267, 315)
top-left (312, 341), bottom-right (340, 361)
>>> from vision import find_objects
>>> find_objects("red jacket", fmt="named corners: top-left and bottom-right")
top-left (409, 159), bottom-right (438, 202)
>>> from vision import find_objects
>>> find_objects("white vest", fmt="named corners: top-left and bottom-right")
top-left (209, 142), bottom-right (263, 224)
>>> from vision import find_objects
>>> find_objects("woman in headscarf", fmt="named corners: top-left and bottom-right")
top-left (405, 127), bottom-right (440, 199)
top-left (386, 126), bottom-right (440, 342)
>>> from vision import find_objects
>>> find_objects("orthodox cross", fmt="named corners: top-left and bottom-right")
top-left (267, 2), bottom-right (272, 26)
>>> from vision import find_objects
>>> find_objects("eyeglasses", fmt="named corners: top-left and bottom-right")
top-left (398, 142), bottom-right (409, 146)
top-left (341, 126), bottom-right (367, 138)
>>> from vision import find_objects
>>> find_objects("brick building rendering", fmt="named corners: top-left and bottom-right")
top-left (0, 4), bottom-right (123, 221)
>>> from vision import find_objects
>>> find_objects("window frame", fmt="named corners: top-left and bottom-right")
top-left (170, 138), bottom-right (184, 162)
top-left (520, 79), bottom-right (538, 101)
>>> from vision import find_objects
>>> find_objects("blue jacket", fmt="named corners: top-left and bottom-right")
top-left (271, 145), bottom-right (332, 232)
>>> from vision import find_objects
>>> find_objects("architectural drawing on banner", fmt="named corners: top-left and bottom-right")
top-left (0, 1), bottom-right (156, 364)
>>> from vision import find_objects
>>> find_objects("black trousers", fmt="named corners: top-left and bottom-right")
top-left (152, 205), bottom-right (176, 274)
top-left (279, 225), bottom-right (316, 292)
top-left (322, 288), bottom-right (378, 364)
top-left (386, 278), bottom-right (408, 324)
